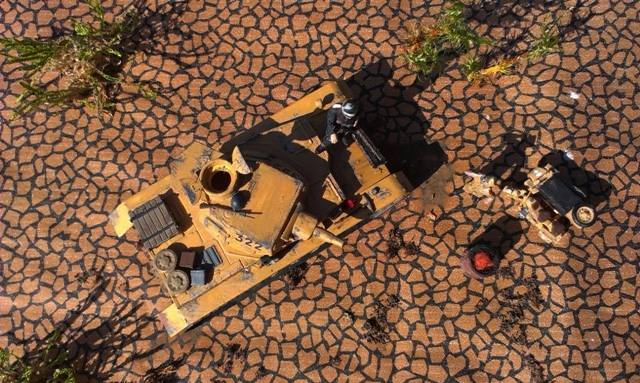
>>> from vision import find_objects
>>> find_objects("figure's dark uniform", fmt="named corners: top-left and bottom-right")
top-left (317, 104), bottom-right (358, 152)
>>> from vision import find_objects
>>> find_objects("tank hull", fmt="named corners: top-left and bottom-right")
top-left (110, 81), bottom-right (413, 338)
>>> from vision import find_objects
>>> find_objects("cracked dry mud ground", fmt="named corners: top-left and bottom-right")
top-left (1, 0), bottom-right (639, 382)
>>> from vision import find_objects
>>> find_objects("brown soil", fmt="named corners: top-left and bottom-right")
top-left (1, 0), bottom-right (638, 381)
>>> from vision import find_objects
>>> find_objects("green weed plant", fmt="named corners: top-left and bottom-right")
top-left (0, 0), bottom-right (154, 119)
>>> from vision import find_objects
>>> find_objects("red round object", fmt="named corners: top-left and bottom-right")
top-left (473, 251), bottom-right (494, 271)
top-left (343, 198), bottom-right (356, 210)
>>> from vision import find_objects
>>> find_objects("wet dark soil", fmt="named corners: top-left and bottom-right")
top-left (496, 277), bottom-right (543, 345)
top-left (525, 354), bottom-right (546, 383)
top-left (363, 294), bottom-right (401, 344)
top-left (142, 358), bottom-right (182, 383)
top-left (284, 262), bottom-right (309, 287)
top-left (256, 365), bottom-right (268, 380)
top-left (217, 343), bottom-right (248, 374)
top-left (387, 228), bottom-right (420, 258)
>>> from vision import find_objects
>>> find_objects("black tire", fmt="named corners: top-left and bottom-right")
top-left (571, 203), bottom-right (596, 228)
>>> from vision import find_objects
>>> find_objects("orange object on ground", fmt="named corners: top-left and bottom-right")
top-left (473, 251), bottom-right (494, 271)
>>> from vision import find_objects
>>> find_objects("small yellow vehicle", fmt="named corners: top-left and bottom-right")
top-left (109, 81), bottom-right (413, 338)
top-left (463, 164), bottom-right (596, 245)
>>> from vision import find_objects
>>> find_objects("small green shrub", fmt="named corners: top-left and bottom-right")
top-left (460, 55), bottom-right (482, 82)
top-left (0, 0), bottom-right (154, 119)
top-left (528, 22), bottom-right (560, 60)
top-left (0, 331), bottom-right (75, 383)
top-left (401, 1), bottom-right (490, 77)
top-left (464, 20), bottom-right (561, 84)
top-left (403, 3), bottom-right (563, 84)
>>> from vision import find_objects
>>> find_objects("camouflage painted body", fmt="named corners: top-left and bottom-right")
top-left (109, 81), bottom-right (413, 337)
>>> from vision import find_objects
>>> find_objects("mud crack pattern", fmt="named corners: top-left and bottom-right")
top-left (1, 0), bottom-right (639, 382)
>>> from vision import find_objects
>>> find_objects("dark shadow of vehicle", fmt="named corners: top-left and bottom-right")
top-left (219, 59), bottom-right (449, 202)
top-left (479, 132), bottom-right (535, 185)
top-left (346, 59), bottom-right (448, 189)
top-left (385, 140), bottom-right (448, 188)
top-left (470, 215), bottom-right (524, 262)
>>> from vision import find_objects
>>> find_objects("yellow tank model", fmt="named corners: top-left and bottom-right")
top-left (109, 81), bottom-right (413, 338)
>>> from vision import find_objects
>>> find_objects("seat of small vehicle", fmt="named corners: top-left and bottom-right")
top-left (537, 175), bottom-right (582, 215)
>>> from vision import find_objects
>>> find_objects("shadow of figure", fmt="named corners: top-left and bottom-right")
top-left (479, 132), bottom-right (535, 185)
top-left (345, 59), bottom-right (448, 188)
top-left (470, 215), bottom-right (524, 262)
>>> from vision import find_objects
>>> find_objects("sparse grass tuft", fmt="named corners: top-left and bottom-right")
top-left (0, 0), bottom-right (153, 119)
top-left (437, 1), bottom-right (492, 52)
top-left (401, 1), bottom-right (490, 77)
top-left (460, 55), bottom-right (482, 82)
top-left (403, 4), bottom-right (563, 84)
top-left (0, 331), bottom-right (75, 383)
top-left (464, 19), bottom-right (561, 84)
top-left (401, 22), bottom-right (442, 75)
top-left (528, 22), bottom-right (560, 60)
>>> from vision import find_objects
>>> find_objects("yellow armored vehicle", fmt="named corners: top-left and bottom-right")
top-left (109, 81), bottom-right (412, 338)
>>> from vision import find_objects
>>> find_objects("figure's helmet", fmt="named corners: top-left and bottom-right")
top-left (230, 192), bottom-right (247, 211)
top-left (341, 101), bottom-right (358, 118)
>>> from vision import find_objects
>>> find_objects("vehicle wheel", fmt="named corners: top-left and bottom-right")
top-left (154, 249), bottom-right (178, 272)
top-left (572, 203), bottom-right (596, 228)
top-left (166, 270), bottom-right (190, 294)
top-left (460, 245), bottom-right (498, 280)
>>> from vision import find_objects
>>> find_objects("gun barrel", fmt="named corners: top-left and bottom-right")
top-left (464, 170), bottom-right (483, 178)
top-left (313, 227), bottom-right (344, 248)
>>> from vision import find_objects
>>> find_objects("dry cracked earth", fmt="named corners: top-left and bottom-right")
top-left (1, 0), bottom-right (639, 382)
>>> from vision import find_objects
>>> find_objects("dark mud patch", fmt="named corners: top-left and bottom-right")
top-left (525, 354), bottom-right (546, 383)
top-left (74, 265), bottom-right (106, 286)
top-left (330, 353), bottom-right (343, 367)
top-left (142, 358), bottom-right (182, 383)
top-left (284, 261), bottom-right (309, 287)
top-left (344, 309), bottom-right (356, 322)
top-left (363, 294), bottom-right (401, 344)
top-left (496, 277), bottom-right (544, 345)
top-left (387, 228), bottom-right (420, 258)
top-left (217, 343), bottom-right (248, 374)
top-left (476, 270), bottom-right (548, 379)
top-left (256, 365), bottom-right (268, 380)
top-left (495, 264), bottom-right (515, 279)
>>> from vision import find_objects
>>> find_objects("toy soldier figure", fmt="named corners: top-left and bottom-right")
top-left (315, 100), bottom-right (359, 153)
